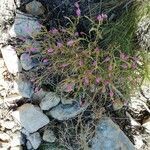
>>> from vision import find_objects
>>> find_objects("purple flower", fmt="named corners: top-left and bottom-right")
top-left (109, 90), bottom-right (114, 98)
top-left (108, 64), bottom-right (113, 71)
top-left (27, 47), bottom-right (37, 52)
top-left (95, 47), bottom-right (100, 52)
top-left (92, 61), bottom-right (97, 66)
top-left (67, 40), bottom-right (74, 46)
top-left (76, 8), bottom-right (81, 17)
top-left (96, 77), bottom-right (101, 84)
top-left (79, 60), bottom-right (83, 66)
top-left (75, 2), bottom-right (79, 8)
top-left (75, 32), bottom-right (79, 36)
top-left (97, 14), bottom-right (103, 21)
top-left (57, 42), bottom-right (63, 48)
top-left (43, 58), bottom-right (49, 63)
top-left (101, 13), bottom-right (108, 19)
top-left (66, 84), bottom-right (74, 92)
top-left (121, 64), bottom-right (128, 69)
top-left (61, 63), bottom-right (69, 68)
top-left (103, 57), bottom-right (110, 62)
top-left (83, 77), bottom-right (89, 86)
top-left (49, 28), bottom-right (58, 34)
top-left (47, 48), bottom-right (54, 53)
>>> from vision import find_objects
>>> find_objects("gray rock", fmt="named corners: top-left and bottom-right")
top-left (11, 104), bottom-right (49, 133)
top-left (9, 11), bottom-right (41, 38)
top-left (91, 117), bottom-right (135, 150)
top-left (43, 129), bottom-right (56, 143)
top-left (26, 140), bottom-right (32, 150)
top-left (14, 74), bottom-right (34, 98)
top-left (27, 132), bottom-right (41, 149)
top-left (26, 0), bottom-right (45, 16)
top-left (1, 45), bottom-right (22, 74)
top-left (20, 53), bottom-right (35, 70)
top-left (61, 97), bottom-right (75, 105)
top-left (32, 88), bottom-right (48, 103)
top-left (47, 101), bottom-right (88, 120)
top-left (40, 92), bottom-right (61, 110)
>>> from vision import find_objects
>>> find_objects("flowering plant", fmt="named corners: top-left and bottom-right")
top-left (20, 1), bottom-right (149, 103)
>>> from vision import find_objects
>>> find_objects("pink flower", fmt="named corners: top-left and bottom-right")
top-left (83, 77), bottom-right (89, 85)
top-left (101, 13), bottom-right (108, 19)
top-left (95, 47), bottom-right (100, 52)
top-left (109, 90), bottom-right (114, 98)
top-left (75, 32), bottom-right (79, 36)
top-left (47, 48), bottom-right (54, 53)
top-left (43, 58), bottom-right (49, 63)
top-left (61, 63), bottom-right (69, 68)
top-left (96, 77), bottom-right (101, 84)
top-left (34, 87), bottom-right (40, 93)
top-left (103, 57), bottom-right (110, 62)
top-left (79, 60), bottom-right (83, 66)
top-left (104, 80), bottom-right (109, 85)
top-left (120, 52), bottom-right (125, 60)
top-left (75, 2), bottom-right (79, 8)
top-left (92, 61), bottom-right (97, 66)
top-left (76, 8), bottom-right (81, 17)
top-left (97, 14), bottom-right (103, 21)
top-left (67, 40), bottom-right (74, 46)
top-left (108, 64), bottom-right (113, 71)
top-left (132, 62), bottom-right (137, 69)
top-left (57, 42), bottom-right (63, 48)
top-left (121, 63), bottom-right (128, 69)
top-left (49, 28), bottom-right (58, 34)
top-left (66, 84), bottom-right (74, 92)
top-left (27, 47), bottom-right (37, 52)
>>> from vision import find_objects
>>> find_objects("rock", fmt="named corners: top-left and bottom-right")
top-left (4, 94), bottom-right (23, 103)
top-left (24, 39), bottom-right (41, 53)
top-left (26, 0), bottom-right (45, 16)
top-left (133, 135), bottom-right (144, 149)
top-left (40, 92), bottom-right (60, 110)
top-left (26, 140), bottom-right (32, 150)
top-left (61, 98), bottom-right (75, 105)
top-left (91, 117), bottom-right (134, 150)
top-left (9, 11), bottom-right (42, 38)
top-left (137, 16), bottom-right (150, 50)
top-left (43, 129), bottom-right (56, 143)
top-left (47, 101), bottom-right (88, 120)
top-left (21, 128), bottom-right (30, 137)
top-left (1, 120), bottom-right (15, 129)
top-left (27, 132), bottom-right (41, 149)
top-left (0, 0), bottom-right (16, 23)
top-left (20, 53), bottom-right (35, 70)
top-left (1, 45), bottom-right (22, 74)
top-left (14, 74), bottom-right (34, 98)
top-left (32, 88), bottom-right (48, 103)
top-left (142, 117), bottom-right (150, 133)
top-left (112, 99), bottom-right (124, 111)
top-left (11, 104), bottom-right (49, 133)
top-left (126, 112), bottom-right (141, 127)
top-left (0, 131), bottom-right (10, 141)
top-left (10, 146), bottom-right (23, 150)
top-left (10, 132), bottom-right (25, 147)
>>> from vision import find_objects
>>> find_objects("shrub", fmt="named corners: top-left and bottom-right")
top-left (19, 1), bottom-right (149, 103)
